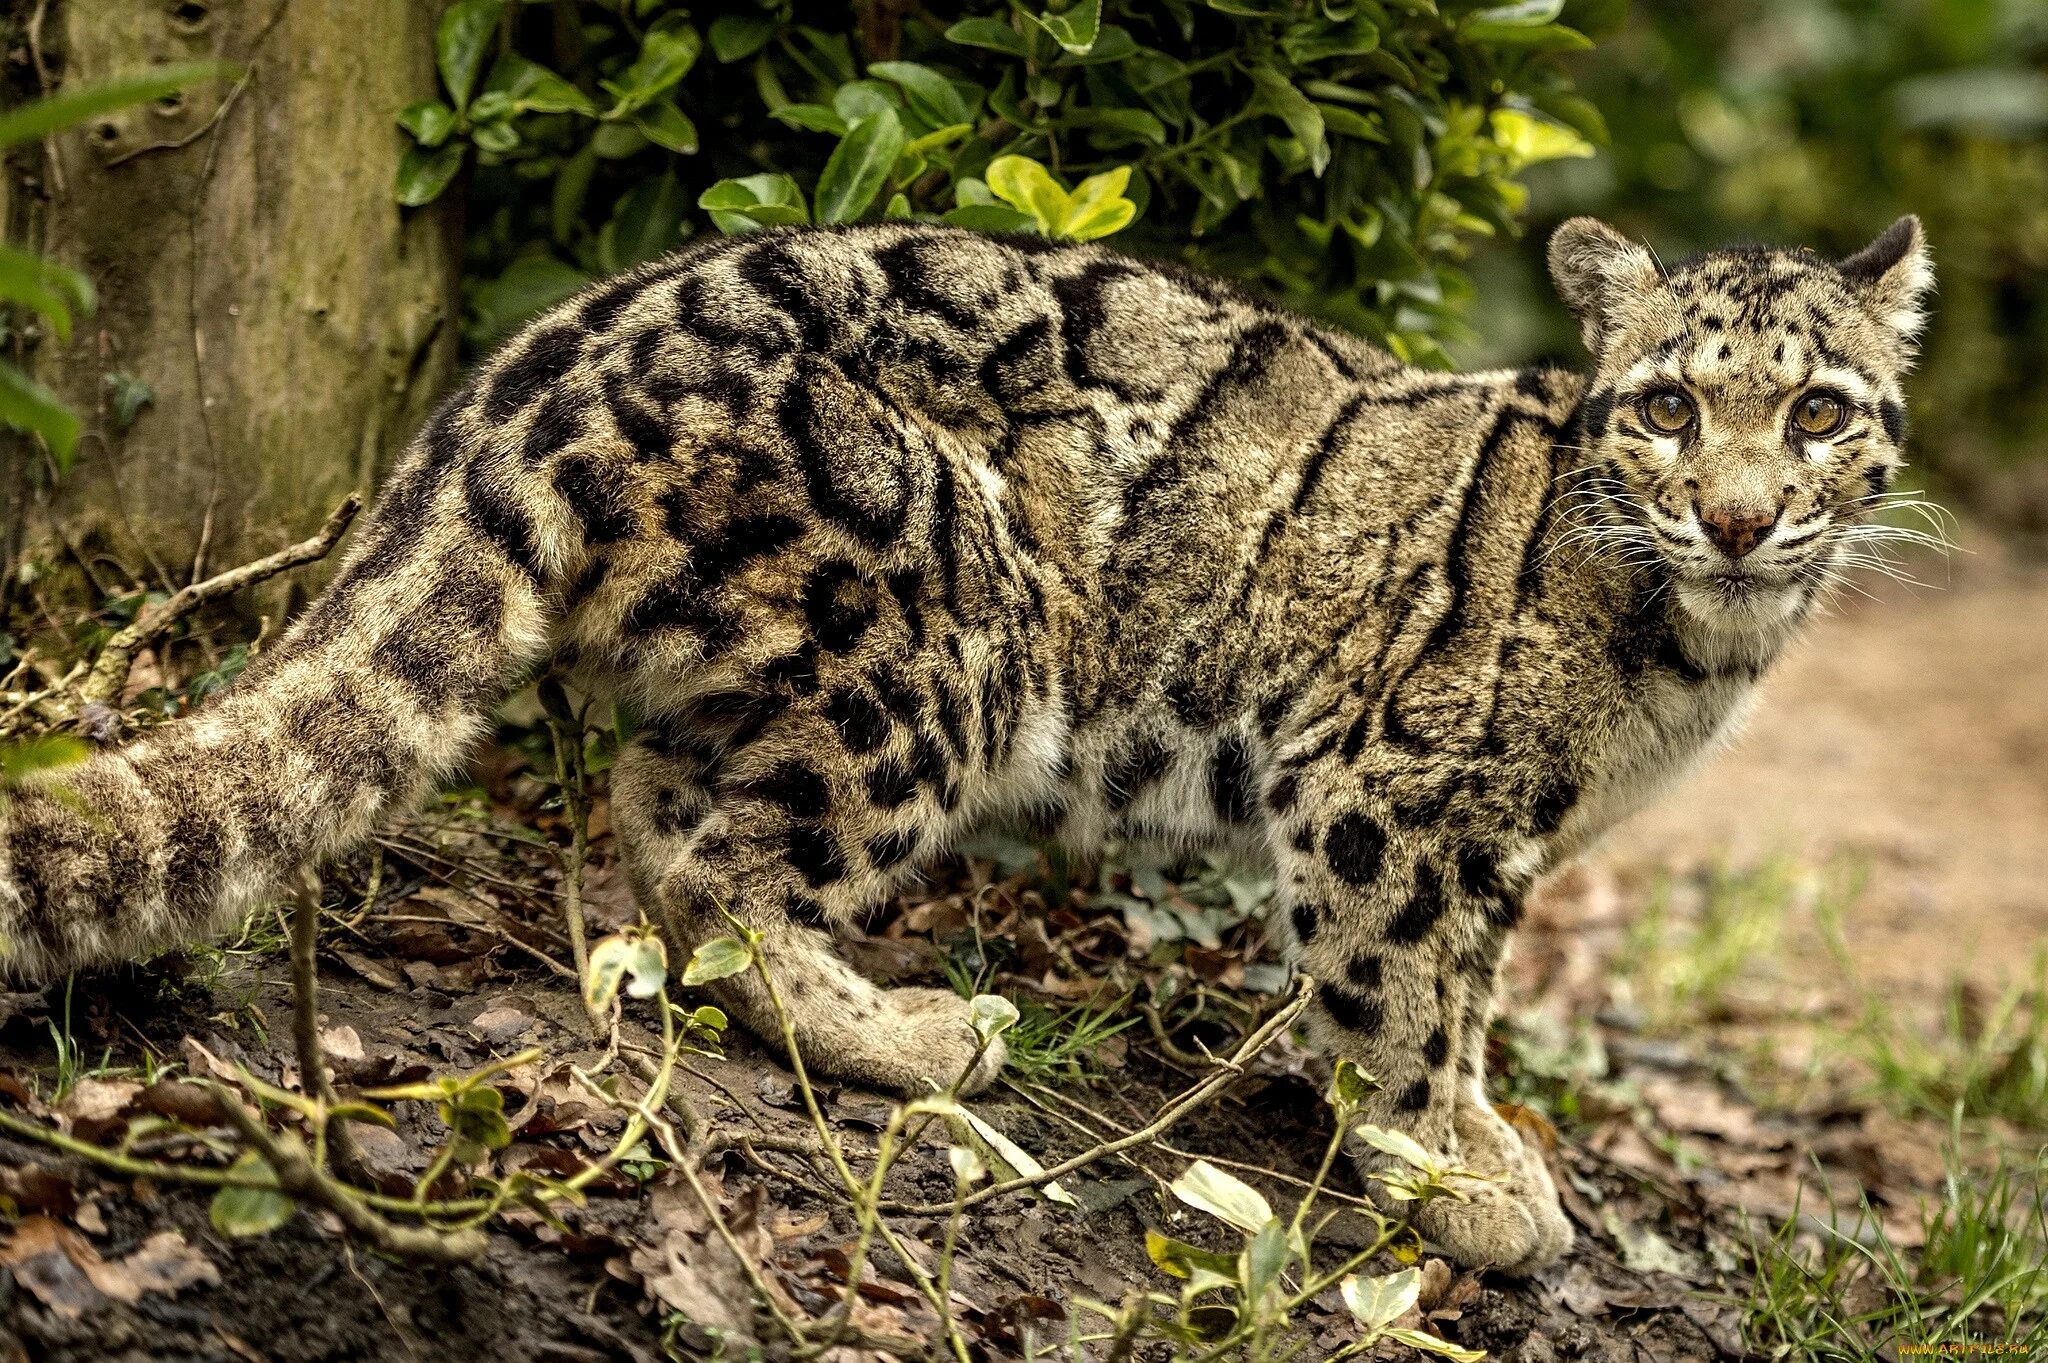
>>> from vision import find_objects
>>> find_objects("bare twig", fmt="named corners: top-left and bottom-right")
top-left (889, 975), bottom-right (1317, 1216)
top-left (290, 868), bottom-right (367, 1182)
top-left (75, 494), bottom-right (360, 709)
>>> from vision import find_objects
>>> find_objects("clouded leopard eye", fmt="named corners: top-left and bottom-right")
top-left (1638, 389), bottom-right (1695, 435)
top-left (1791, 391), bottom-right (1848, 438)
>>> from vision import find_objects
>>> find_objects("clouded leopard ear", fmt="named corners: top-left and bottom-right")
top-left (1548, 217), bottom-right (1662, 354)
top-left (1837, 215), bottom-right (1933, 346)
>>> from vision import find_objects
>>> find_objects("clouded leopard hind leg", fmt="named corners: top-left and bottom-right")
top-left (609, 738), bottom-right (1004, 1098)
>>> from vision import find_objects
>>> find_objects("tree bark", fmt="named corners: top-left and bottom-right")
top-left (3, 0), bottom-right (459, 616)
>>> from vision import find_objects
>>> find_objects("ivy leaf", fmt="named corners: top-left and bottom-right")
top-left (209, 1154), bottom-right (295, 1237)
top-left (395, 141), bottom-right (463, 207)
top-left (1170, 1160), bottom-right (1275, 1234)
top-left (1340, 1266), bottom-right (1420, 1329)
top-left (697, 174), bottom-right (809, 234)
top-left (102, 372), bottom-right (153, 434)
top-left (436, 0), bottom-right (505, 110)
top-left (969, 994), bottom-right (1020, 1042)
top-left (1382, 1328), bottom-right (1488, 1361)
top-left (814, 107), bottom-right (906, 224)
top-left (681, 936), bottom-right (754, 987)
top-left (1029, 0), bottom-right (1101, 56)
top-left (951, 1108), bottom-right (1079, 1206)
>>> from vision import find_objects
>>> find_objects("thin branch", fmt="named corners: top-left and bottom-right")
top-left (76, 494), bottom-right (360, 709)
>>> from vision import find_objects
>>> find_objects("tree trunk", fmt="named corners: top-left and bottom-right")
top-left (3, 0), bottom-right (459, 618)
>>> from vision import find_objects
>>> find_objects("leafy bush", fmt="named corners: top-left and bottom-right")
top-left (399, 0), bottom-right (1611, 365)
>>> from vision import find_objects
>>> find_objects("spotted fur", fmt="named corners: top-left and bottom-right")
top-left (0, 217), bottom-right (1932, 1274)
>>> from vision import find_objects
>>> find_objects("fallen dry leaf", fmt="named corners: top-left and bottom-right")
top-left (0, 1218), bottom-right (218, 1319)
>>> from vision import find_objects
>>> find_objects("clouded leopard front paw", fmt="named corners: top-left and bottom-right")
top-left (784, 985), bottom-right (1008, 1098)
top-left (1361, 1101), bottom-right (1572, 1276)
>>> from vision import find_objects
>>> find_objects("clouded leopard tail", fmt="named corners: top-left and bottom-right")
top-left (0, 384), bottom-right (577, 980)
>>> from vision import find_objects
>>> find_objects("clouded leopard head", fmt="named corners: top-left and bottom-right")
top-left (1547, 215), bottom-right (1938, 631)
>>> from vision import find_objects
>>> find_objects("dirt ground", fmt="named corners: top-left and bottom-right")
top-left (1593, 529), bottom-right (2048, 1000)
top-left (1, 537), bottom-right (2041, 1363)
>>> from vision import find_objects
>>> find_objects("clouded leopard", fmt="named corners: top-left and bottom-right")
top-left (0, 215), bottom-right (1933, 1273)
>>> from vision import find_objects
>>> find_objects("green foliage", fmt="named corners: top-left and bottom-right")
top-left (0, 63), bottom-right (225, 471)
top-left (405, 2), bottom-right (1608, 358)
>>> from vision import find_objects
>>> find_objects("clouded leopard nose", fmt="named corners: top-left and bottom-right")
top-left (1697, 504), bottom-right (1780, 559)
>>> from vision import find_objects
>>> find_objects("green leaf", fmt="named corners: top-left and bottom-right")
top-left (585, 934), bottom-right (633, 1013)
top-left (1282, 16), bottom-right (1380, 64)
top-left (102, 372), bottom-right (153, 434)
top-left (832, 80), bottom-right (902, 124)
top-left (814, 107), bottom-right (906, 224)
top-left (869, 61), bottom-right (978, 129)
top-left (948, 1145), bottom-right (988, 1183)
top-left (708, 12), bottom-right (777, 63)
top-left (466, 252), bottom-right (589, 346)
top-left (771, 103), bottom-right (849, 136)
top-left (1355, 1123), bottom-right (1436, 1171)
top-left (941, 203), bottom-right (1038, 233)
top-left (1241, 1220), bottom-right (1290, 1300)
top-left (953, 1108), bottom-right (1079, 1206)
top-left (471, 121), bottom-right (518, 154)
top-left (394, 141), bottom-right (464, 207)
top-left (1249, 65), bottom-right (1329, 175)
top-left (945, 18), bottom-right (1031, 58)
top-left (1029, 0), bottom-right (1101, 55)
top-left (681, 935), bottom-right (754, 986)
top-left (0, 62), bottom-right (230, 149)
top-left (1144, 1229), bottom-right (1239, 1280)
top-left (633, 100), bottom-right (699, 154)
top-left (0, 363), bottom-right (81, 470)
top-left (209, 1154), bottom-right (294, 1237)
top-left (1340, 1266), bottom-right (1420, 1329)
top-left (1488, 107), bottom-right (1594, 170)
top-left (1328, 1058), bottom-right (1379, 1110)
top-left (0, 246), bottom-right (92, 341)
top-left (622, 934), bottom-right (669, 999)
top-left (697, 173), bottom-right (809, 234)
top-left (1171, 1160), bottom-right (1275, 1234)
top-left (0, 734), bottom-right (89, 785)
top-left (445, 1085), bottom-right (512, 1161)
top-left (484, 54), bottom-right (598, 117)
top-left (436, 0), bottom-right (505, 109)
top-left (1461, 0), bottom-right (1564, 26)
top-left (984, 154), bottom-right (1068, 234)
top-left (397, 99), bottom-right (456, 148)
top-left (1059, 165), bottom-right (1136, 240)
top-left (969, 994), bottom-right (1020, 1042)
top-left (609, 17), bottom-right (701, 111)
